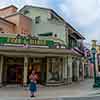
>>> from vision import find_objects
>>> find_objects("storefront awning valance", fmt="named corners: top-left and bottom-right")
top-left (38, 32), bottom-right (53, 36)
top-left (0, 47), bottom-right (82, 57)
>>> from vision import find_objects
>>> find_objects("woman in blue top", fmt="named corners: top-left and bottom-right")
top-left (29, 70), bottom-right (37, 97)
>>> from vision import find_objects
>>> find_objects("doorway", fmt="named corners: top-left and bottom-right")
top-left (28, 57), bottom-right (47, 85)
top-left (7, 65), bottom-right (16, 84)
top-left (28, 63), bottom-right (41, 84)
top-left (7, 64), bottom-right (23, 84)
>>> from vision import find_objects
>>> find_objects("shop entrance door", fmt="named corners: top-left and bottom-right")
top-left (7, 65), bottom-right (16, 84)
top-left (7, 64), bottom-right (23, 84)
top-left (28, 57), bottom-right (47, 85)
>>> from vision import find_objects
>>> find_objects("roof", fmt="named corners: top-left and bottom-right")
top-left (72, 32), bottom-right (85, 40)
top-left (19, 5), bottom-right (85, 39)
top-left (4, 12), bottom-right (32, 21)
top-left (0, 5), bottom-right (17, 11)
top-left (0, 17), bottom-right (16, 25)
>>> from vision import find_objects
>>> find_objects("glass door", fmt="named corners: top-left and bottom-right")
top-left (7, 65), bottom-right (16, 84)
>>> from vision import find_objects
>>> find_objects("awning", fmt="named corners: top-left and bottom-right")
top-left (0, 46), bottom-right (82, 57)
top-left (70, 32), bottom-right (85, 40)
top-left (38, 32), bottom-right (53, 36)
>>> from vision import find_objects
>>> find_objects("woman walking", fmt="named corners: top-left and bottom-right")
top-left (29, 70), bottom-right (37, 97)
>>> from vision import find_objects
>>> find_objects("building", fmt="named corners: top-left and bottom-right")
top-left (19, 5), bottom-right (85, 82)
top-left (0, 5), bottom-right (85, 87)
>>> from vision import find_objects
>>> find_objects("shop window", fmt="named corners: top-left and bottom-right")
top-left (47, 58), bottom-right (63, 81)
top-left (35, 16), bottom-right (41, 24)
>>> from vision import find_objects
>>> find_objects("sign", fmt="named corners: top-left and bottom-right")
top-left (0, 37), bottom-right (54, 47)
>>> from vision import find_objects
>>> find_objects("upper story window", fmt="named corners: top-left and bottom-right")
top-left (0, 28), bottom-right (4, 33)
top-left (35, 16), bottom-right (41, 24)
top-left (48, 11), bottom-right (53, 20)
top-left (24, 10), bottom-right (29, 15)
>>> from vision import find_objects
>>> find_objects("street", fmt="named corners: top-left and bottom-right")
top-left (58, 96), bottom-right (100, 100)
top-left (0, 79), bottom-right (100, 100)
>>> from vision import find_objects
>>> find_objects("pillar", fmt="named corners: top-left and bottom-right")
top-left (62, 57), bottom-right (65, 80)
top-left (0, 56), bottom-right (3, 87)
top-left (81, 61), bottom-right (84, 80)
top-left (63, 57), bottom-right (68, 80)
top-left (23, 56), bottom-right (28, 86)
top-left (46, 57), bottom-right (49, 82)
top-left (3, 62), bottom-right (7, 85)
top-left (68, 56), bottom-right (72, 83)
top-left (76, 58), bottom-right (80, 81)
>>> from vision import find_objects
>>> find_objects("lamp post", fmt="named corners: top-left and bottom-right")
top-left (91, 48), bottom-right (96, 87)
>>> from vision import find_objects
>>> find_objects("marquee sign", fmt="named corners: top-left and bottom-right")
top-left (0, 37), bottom-right (54, 47)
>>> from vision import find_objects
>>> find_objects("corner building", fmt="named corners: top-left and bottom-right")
top-left (0, 5), bottom-right (85, 87)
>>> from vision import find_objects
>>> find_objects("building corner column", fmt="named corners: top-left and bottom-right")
top-left (63, 57), bottom-right (67, 79)
top-left (68, 56), bottom-right (72, 83)
top-left (0, 56), bottom-right (4, 87)
top-left (23, 56), bottom-right (28, 87)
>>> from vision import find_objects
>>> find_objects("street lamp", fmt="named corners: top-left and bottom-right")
top-left (91, 47), bottom-right (100, 88)
top-left (91, 48), bottom-right (96, 87)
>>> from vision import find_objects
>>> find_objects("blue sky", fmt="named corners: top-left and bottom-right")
top-left (0, 0), bottom-right (100, 46)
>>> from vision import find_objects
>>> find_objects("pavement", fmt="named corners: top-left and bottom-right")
top-left (0, 79), bottom-right (100, 100)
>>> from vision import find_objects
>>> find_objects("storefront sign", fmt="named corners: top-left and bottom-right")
top-left (0, 37), bottom-right (54, 47)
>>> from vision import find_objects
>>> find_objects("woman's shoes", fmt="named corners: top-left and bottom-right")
top-left (30, 95), bottom-right (35, 97)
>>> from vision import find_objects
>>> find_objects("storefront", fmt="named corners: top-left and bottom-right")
top-left (0, 48), bottom-right (67, 86)
top-left (0, 35), bottom-right (83, 86)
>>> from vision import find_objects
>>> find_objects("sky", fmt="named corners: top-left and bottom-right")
top-left (0, 0), bottom-right (100, 47)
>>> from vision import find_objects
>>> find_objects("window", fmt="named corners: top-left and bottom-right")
top-left (24, 10), bottom-right (29, 15)
top-left (35, 16), bottom-right (41, 24)
top-left (47, 58), bottom-right (63, 81)
top-left (0, 27), bottom-right (3, 31)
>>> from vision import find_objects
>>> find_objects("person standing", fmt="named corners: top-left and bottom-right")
top-left (29, 70), bottom-right (37, 97)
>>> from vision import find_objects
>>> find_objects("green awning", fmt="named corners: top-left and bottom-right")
top-left (38, 32), bottom-right (53, 36)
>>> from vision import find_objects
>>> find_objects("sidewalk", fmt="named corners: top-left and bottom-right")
top-left (0, 79), bottom-right (100, 100)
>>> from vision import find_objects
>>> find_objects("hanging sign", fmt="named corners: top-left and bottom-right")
top-left (0, 37), bottom-right (54, 47)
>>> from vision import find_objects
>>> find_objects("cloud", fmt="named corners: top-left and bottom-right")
top-left (0, 0), bottom-right (50, 8)
top-left (58, 0), bottom-right (100, 42)
top-left (24, 0), bottom-right (49, 7)
top-left (59, 0), bottom-right (100, 26)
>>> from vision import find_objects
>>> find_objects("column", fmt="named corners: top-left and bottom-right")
top-left (0, 56), bottom-right (3, 87)
top-left (63, 57), bottom-right (68, 80)
top-left (68, 56), bottom-right (72, 83)
top-left (3, 62), bottom-right (7, 85)
top-left (23, 56), bottom-right (28, 86)
top-left (46, 57), bottom-right (49, 82)
top-left (76, 58), bottom-right (80, 81)
top-left (82, 62), bottom-right (85, 80)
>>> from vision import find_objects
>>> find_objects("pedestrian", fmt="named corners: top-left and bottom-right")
top-left (29, 70), bottom-right (38, 97)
